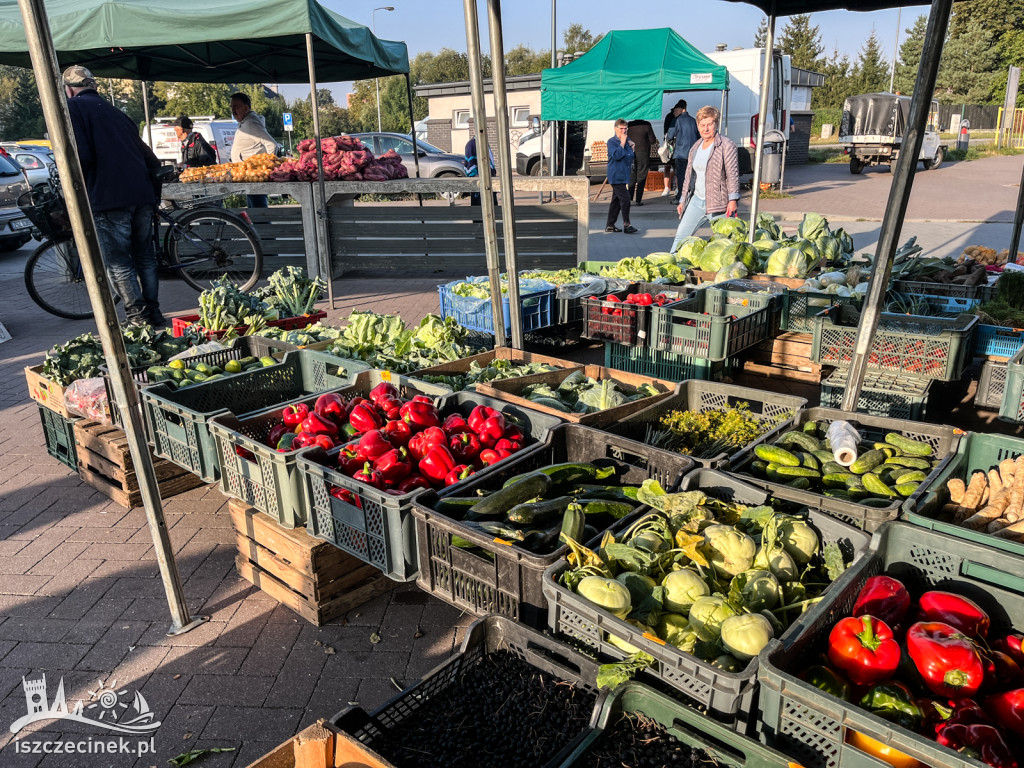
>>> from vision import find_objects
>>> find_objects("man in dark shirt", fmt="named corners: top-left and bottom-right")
top-left (626, 119), bottom-right (656, 206)
top-left (64, 65), bottom-right (163, 326)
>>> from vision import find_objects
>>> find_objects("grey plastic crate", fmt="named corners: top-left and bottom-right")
top-left (820, 368), bottom-right (932, 421)
top-left (544, 469), bottom-right (870, 732)
top-left (602, 380), bottom-right (806, 469)
top-left (976, 358), bottom-right (1008, 410)
top-left (758, 522), bottom-right (1024, 768)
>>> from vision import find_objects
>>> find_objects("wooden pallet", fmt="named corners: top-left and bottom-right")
top-left (744, 331), bottom-right (822, 384)
top-left (229, 500), bottom-right (395, 626)
top-left (74, 420), bottom-right (206, 508)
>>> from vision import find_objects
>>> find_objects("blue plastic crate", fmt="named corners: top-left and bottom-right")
top-left (975, 324), bottom-right (1024, 358)
top-left (438, 284), bottom-right (555, 335)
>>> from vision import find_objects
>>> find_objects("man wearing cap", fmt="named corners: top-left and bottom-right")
top-left (174, 116), bottom-right (216, 169)
top-left (63, 65), bottom-right (164, 327)
top-left (665, 100), bottom-right (700, 205)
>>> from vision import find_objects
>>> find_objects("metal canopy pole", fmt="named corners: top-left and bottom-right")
top-left (486, 0), bottom-right (523, 349)
top-left (305, 33), bottom-right (335, 310)
top-left (748, 13), bottom-right (775, 243)
top-left (17, 0), bottom-right (204, 636)
top-left (842, 0), bottom-right (954, 411)
top-left (548, 0), bottom-right (558, 186)
top-left (404, 74), bottom-right (424, 209)
top-left (141, 80), bottom-right (153, 149)
top-left (463, 0), bottom-right (506, 348)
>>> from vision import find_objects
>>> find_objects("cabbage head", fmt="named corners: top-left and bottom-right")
top-left (577, 576), bottom-right (631, 618)
top-left (657, 613), bottom-right (696, 652)
top-left (817, 236), bottom-right (841, 264)
top-left (765, 247), bottom-right (809, 279)
top-left (756, 213), bottom-right (782, 239)
top-left (688, 595), bottom-right (738, 641)
top-left (703, 525), bottom-right (757, 577)
top-left (662, 568), bottom-right (710, 613)
top-left (645, 252), bottom-right (677, 265)
top-left (798, 212), bottom-right (829, 241)
top-left (732, 569), bottom-right (782, 611)
top-left (752, 238), bottom-right (780, 256)
top-left (727, 242), bottom-right (760, 273)
top-left (720, 613), bottom-right (774, 661)
top-left (698, 239), bottom-right (734, 273)
top-left (794, 239), bottom-right (822, 270)
top-left (675, 236), bottom-right (706, 263)
top-left (711, 216), bottom-right (749, 241)
top-left (715, 262), bottom-right (748, 283)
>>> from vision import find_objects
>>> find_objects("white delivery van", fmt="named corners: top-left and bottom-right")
top-left (143, 116), bottom-right (237, 165)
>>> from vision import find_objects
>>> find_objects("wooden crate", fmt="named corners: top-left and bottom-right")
top-left (25, 365), bottom-right (72, 418)
top-left (743, 331), bottom-right (822, 384)
top-left (245, 719), bottom-right (393, 768)
top-left (74, 421), bottom-right (206, 508)
top-left (229, 500), bottom-right (395, 626)
top-left (644, 170), bottom-right (665, 191)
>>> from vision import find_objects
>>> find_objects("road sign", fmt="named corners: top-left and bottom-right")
top-left (283, 112), bottom-right (293, 132)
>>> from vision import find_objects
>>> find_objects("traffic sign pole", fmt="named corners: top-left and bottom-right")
top-left (283, 112), bottom-right (293, 154)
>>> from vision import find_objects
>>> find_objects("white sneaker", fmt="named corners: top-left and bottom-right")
top-left (660, 189), bottom-right (670, 197)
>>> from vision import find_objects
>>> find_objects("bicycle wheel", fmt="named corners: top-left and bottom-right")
top-left (165, 208), bottom-right (263, 292)
top-left (25, 238), bottom-right (94, 319)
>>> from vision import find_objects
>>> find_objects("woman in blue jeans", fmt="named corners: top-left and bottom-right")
top-left (670, 106), bottom-right (741, 253)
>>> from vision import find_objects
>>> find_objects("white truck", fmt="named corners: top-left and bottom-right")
top-left (515, 48), bottom-right (792, 180)
top-left (839, 93), bottom-right (945, 174)
top-left (142, 116), bottom-right (237, 165)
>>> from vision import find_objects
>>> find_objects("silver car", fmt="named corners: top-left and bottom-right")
top-left (351, 133), bottom-right (467, 179)
top-left (1, 145), bottom-right (55, 189)
top-left (0, 152), bottom-right (32, 251)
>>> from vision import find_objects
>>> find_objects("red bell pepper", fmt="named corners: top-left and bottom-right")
top-left (943, 699), bottom-right (993, 729)
top-left (276, 432), bottom-right (301, 452)
top-left (917, 591), bottom-right (991, 640)
top-left (654, 293), bottom-right (668, 306)
top-left (358, 429), bottom-right (393, 461)
top-left (376, 395), bottom-right (404, 421)
top-left (348, 402), bottom-right (384, 434)
top-left (504, 425), bottom-right (525, 443)
top-left (477, 412), bottom-right (507, 442)
top-left (396, 474), bottom-right (432, 494)
top-left (382, 419), bottom-right (412, 447)
top-left (235, 445), bottom-right (256, 461)
top-left (984, 689), bottom-right (1024, 738)
top-left (409, 395), bottom-right (432, 405)
top-left (266, 422), bottom-right (291, 449)
top-left (293, 431), bottom-right (318, 449)
top-left (373, 448), bottom-right (412, 484)
top-left (314, 392), bottom-right (347, 421)
top-left (442, 413), bottom-right (472, 436)
top-left (401, 400), bottom-right (441, 431)
top-left (907, 621), bottom-right (985, 698)
top-left (982, 649), bottom-right (1024, 693)
top-left (329, 486), bottom-right (361, 507)
top-left (368, 381), bottom-right (399, 406)
top-left (337, 445), bottom-right (367, 475)
top-left (494, 437), bottom-right (521, 453)
top-left (282, 402), bottom-right (309, 426)
top-left (353, 462), bottom-right (385, 490)
top-left (936, 724), bottom-right (1018, 768)
top-left (449, 432), bottom-right (481, 463)
top-left (444, 464), bottom-right (475, 486)
top-left (419, 444), bottom-right (456, 485)
top-left (634, 293), bottom-right (654, 306)
top-left (852, 575), bottom-right (911, 631)
top-left (301, 412), bottom-right (339, 437)
top-left (467, 404), bottom-right (496, 433)
top-left (312, 434), bottom-right (335, 450)
top-left (827, 615), bottom-right (901, 685)
top-left (408, 426), bottom-right (447, 462)
top-left (994, 634), bottom-right (1024, 668)
top-left (478, 447), bottom-right (511, 467)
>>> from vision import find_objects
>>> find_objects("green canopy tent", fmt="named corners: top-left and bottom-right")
top-left (539, 28), bottom-right (729, 121)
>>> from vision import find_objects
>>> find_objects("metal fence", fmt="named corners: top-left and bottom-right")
top-left (936, 103), bottom-right (1001, 130)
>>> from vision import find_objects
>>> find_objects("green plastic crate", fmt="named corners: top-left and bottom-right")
top-left (141, 350), bottom-right (367, 483)
top-left (603, 380), bottom-right (806, 469)
top-left (557, 682), bottom-right (794, 768)
top-left (39, 404), bottom-right (80, 471)
top-left (811, 305), bottom-right (977, 382)
top-left (706, 279), bottom-right (784, 315)
top-left (976, 358), bottom-right (1008, 410)
top-left (890, 278), bottom-right (998, 302)
top-left (903, 431), bottom-right (1024, 558)
top-left (820, 368), bottom-right (933, 421)
top-left (210, 371), bottom-right (452, 531)
top-left (603, 342), bottom-right (735, 382)
top-left (758, 522), bottom-right (1024, 768)
top-left (999, 344), bottom-right (1024, 422)
top-left (781, 289), bottom-right (862, 333)
top-left (652, 289), bottom-right (779, 361)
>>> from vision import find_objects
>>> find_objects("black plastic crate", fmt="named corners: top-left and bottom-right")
top-left (820, 368), bottom-right (933, 420)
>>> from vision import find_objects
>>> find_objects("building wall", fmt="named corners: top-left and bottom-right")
top-left (425, 90), bottom-right (542, 161)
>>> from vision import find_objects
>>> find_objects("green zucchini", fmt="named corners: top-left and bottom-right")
top-left (506, 496), bottom-right (572, 526)
top-left (884, 456), bottom-right (933, 470)
top-left (885, 433), bottom-right (934, 457)
top-left (475, 472), bottom-right (552, 518)
top-left (472, 520), bottom-right (527, 540)
top-left (507, 462), bottom-right (616, 488)
top-left (755, 444), bottom-right (801, 467)
top-left (572, 484), bottom-right (640, 502)
top-left (862, 472), bottom-right (899, 498)
top-left (520, 522), bottom-right (564, 553)
top-left (849, 449), bottom-right (887, 475)
top-left (437, 497), bottom-right (485, 517)
top-left (777, 430), bottom-right (822, 452)
top-left (560, 503), bottom-right (586, 543)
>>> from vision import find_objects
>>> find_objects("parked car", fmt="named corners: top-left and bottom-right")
top-left (350, 132), bottom-right (467, 179)
top-left (840, 93), bottom-right (946, 174)
top-left (0, 152), bottom-right (32, 252)
top-left (1, 145), bottom-right (55, 188)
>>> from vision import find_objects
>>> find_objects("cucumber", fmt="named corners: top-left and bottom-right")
top-left (872, 442), bottom-right (901, 457)
top-left (751, 460), bottom-right (769, 476)
top-left (774, 465), bottom-right (821, 479)
top-left (885, 432), bottom-right (934, 457)
top-left (813, 450), bottom-right (835, 466)
top-left (798, 452), bottom-right (821, 471)
top-left (849, 487), bottom-right (875, 500)
top-left (507, 496), bottom-right (572, 526)
top-left (765, 463), bottom-right (783, 482)
top-left (823, 472), bottom-right (855, 489)
top-left (896, 481), bottom-right (922, 497)
top-left (824, 489), bottom-right (853, 499)
top-left (506, 462), bottom-right (616, 488)
top-left (884, 456), bottom-right (933, 470)
top-left (778, 430), bottom-right (822, 452)
top-left (438, 497), bottom-right (487, 518)
top-left (755, 444), bottom-right (801, 467)
top-left (862, 472), bottom-right (899, 498)
top-left (845, 474), bottom-right (865, 489)
top-left (474, 472), bottom-right (552, 518)
top-left (788, 477), bottom-right (812, 490)
top-left (860, 497), bottom-right (896, 508)
top-left (560, 503), bottom-right (586, 543)
top-left (574, 499), bottom-right (636, 519)
top-left (802, 420), bottom-right (820, 435)
top-left (822, 461), bottom-right (846, 475)
top-left (891, 469), bottom-right (928, 484)
top-left (849, 449), bottom-right (887, 475)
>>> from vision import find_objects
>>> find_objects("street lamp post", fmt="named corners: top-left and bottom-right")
top-left (889, 7), bottom-right (902, 93)
top-left (373, 6), bottom-right (395, 132)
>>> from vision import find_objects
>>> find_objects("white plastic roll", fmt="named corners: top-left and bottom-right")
top-left (826, 420), bottom-right (861, 467)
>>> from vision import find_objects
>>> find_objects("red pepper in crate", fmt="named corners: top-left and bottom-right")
top-left (276, 432), bottom-right (301, 452)
top-left (936, 724), bottom-right (1018, 768)
top-left (401, 400), bottom-right (441, 431)
top-left (982, 650), bottom-right (1024, 693)
top-left (408, 426), bottom-right (446, 462)
top-left (994, 634), bottom-right (1024, 668)
top-left (477, 412), bottom-right (507, 443)
top-left (449, 432), bottom-right (481, 463)
top-left (234, 445), bottom-right (256, 461)
top-left (917, 591), bottom-right (990, 640)
top-left (654, 293), bottom-right (668, 306)
top-left (382, 419), bottom-right (412, 447)
top-left (282, 402), bottom-right (309, 426)
top-left (353, 462), bottom-right (385, 490)
top-left (634, 293), bottom-right (654, 306)
top-left (444, 464), bottom-right (475, 486)
top-left (348, 402), bottom-right (383, 434)
top-left (314, 392), bottom-right (347, 422)
top-left (419, 444), bottom-right (456, 485)
top-left (358, 429), bottom-right (393, 461)
top-left (852, 575), bottom-right (911, 631)
top-left (906, 621), bottom-right (984, 698)
top-left (495, 437), bottom-right (521, 453)
top-left (827, 615), bottom-right (901, 685)
top-left (337, 445), bottom-right (366, 475)
top-left (468, 405), bottom-right (496, 433)
top-left (329, 486), bottom-right (361, 507)
top-left (266, 422), bottom-right (291, 449)
top-left (984, 689), bottom-right (1024, 738)
top-left (442, 413), bottom-right (472, 436)
top-left (479, 447), bottom-right (511, 467)
top-left (373, 448), bottom-right (412, 484)
top-left (368, 381), bottom-right (400, 406)
top-left (293, 432), bottom-right (318, 449)
top-left (376, 395), bottom-right (404, 421)
top-left (396, 474), bottom-right (431, 494)
top-left (301, 412), bottom-right (339, 437)
top-left (310, 434), bottom-right (335, 450)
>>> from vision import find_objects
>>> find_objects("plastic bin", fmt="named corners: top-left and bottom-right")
top-left (976, 358), bottom-right (1008, 409)
top-left (411, 423), bottom-right (695, 628)
top-left (603, 342), bottom-right (736, 382)
top-left (331, 615), bottom-right (604, 768)
top-left (544, 469), bottom-right (870, 731)
top-left (820, 368), bottom-right (933, 420)
top-left (602, 380), bottom-right (806, 469)
top-left (411, 348), bottom-right (579, 391)
top-left (890, 277), bottom-right (997, 302)
top-left (730, 406), bottom-right (963, 531)
top-left (298, 391), bottom-right (562, 579)
top-left (652, 289), bottom-right (779, 361)
top-left (781, 289), bottom-right (862, 334)
top-left (557, 295), bottom-right (585, 326)
top-left (210, 372), bottom-right (453, 532)
top-left (903, 431), bottom-right (1024, 558)
top-left (581, 283), bottom-right (690, 348)
top-left (438, 283), bottom-right (556, 336)
top-left (141, 350), bottom-right (366, 483)
top-left (758, 522), bottom-right (1024, 768)
top-left (705, 279), bottom-right (784, 314)
top-left (999, 344), bottom-right (1024, 422)
top-left (557, 682), bottom-right (795, 768)
top-left (39, 404), bottom-right (80, 471)
top-left (974, 324), bottom-right (1024, 358)
top-left (170, 310), bottom-right (328, 339)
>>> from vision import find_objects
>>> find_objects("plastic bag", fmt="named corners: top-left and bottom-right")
top-left (168, 341), bottom-right (229, 362)
top-left (65, 377), bottom-right (113, 424)
top-left (443, 277), bottom-right (554, 315)
top-left (557, 275), bottom-right (607, 300)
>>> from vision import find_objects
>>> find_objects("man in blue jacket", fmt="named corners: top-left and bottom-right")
top-left (605, 120), bottom-right (637, 234)
top-left (64, 65), bottom-right (164, 326)
top-left (666, 100), bottom-right (700, 205)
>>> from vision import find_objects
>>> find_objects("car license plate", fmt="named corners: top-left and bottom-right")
top-left (10, 218), bottom-right (32, 230)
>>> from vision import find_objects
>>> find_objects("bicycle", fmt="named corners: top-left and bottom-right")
top-left (21, 166), bottom-right (264, 320)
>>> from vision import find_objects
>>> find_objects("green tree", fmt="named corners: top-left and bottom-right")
top-left (936, 18), bottom-right (1000, 103)
top-left (815, 48), bottom-right (852, 108)
top-left (850, 30), bottom-right (889, 94)
top-left (287, 90), bottom-right (354, 144)
top-left (893, 15), bottom-right (928, 95)
top-left (504, 44), bottom-right (551, 76)
top-left (562, 24), bottom-right (598, 55)
top-left (0, 65), bottom-right (45, 140)
top-left (754, 18), bottom-right (769, 48)
top-left (154, 81), bottom-right (233, 119)
top-left (777, 14), bottom-right (824, 70)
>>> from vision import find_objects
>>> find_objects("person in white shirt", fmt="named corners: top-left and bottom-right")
top-left (229, 92), bottom-right (280, 208)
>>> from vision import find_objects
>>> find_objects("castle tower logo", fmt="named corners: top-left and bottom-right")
top-left (10, 675), bottom-right (161, 735)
